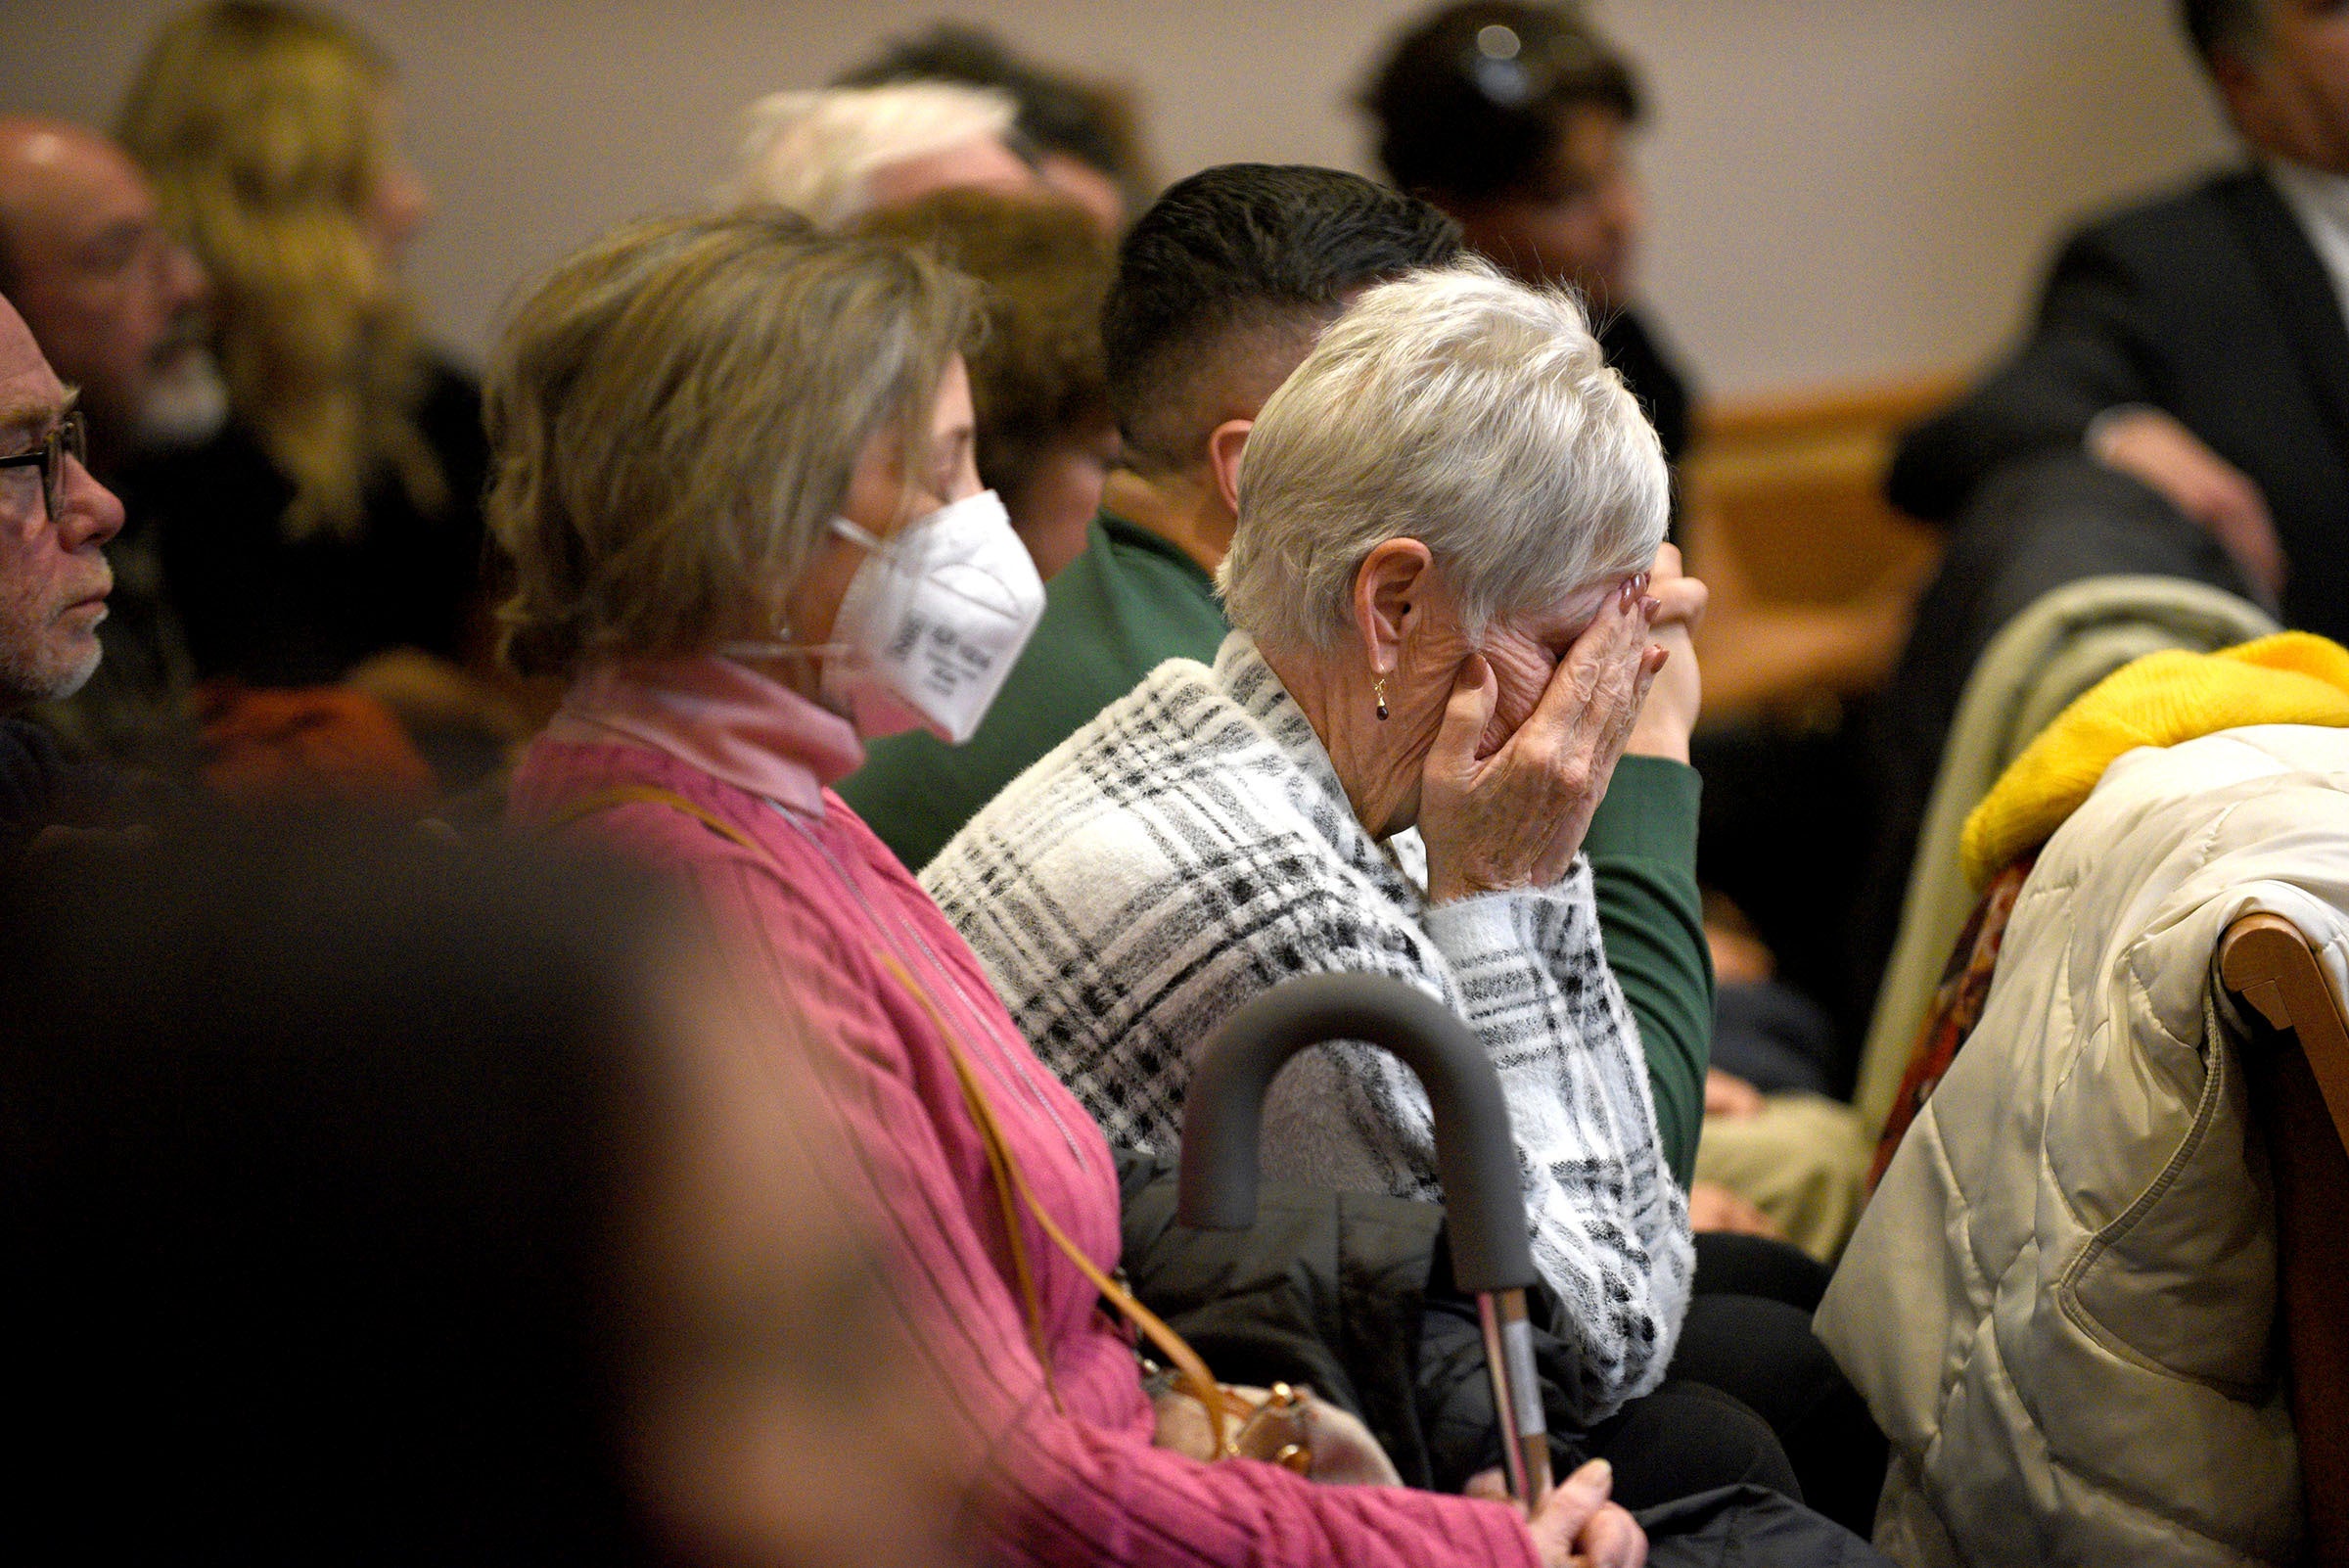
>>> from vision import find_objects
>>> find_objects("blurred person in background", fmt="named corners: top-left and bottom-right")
top-left (856, 187), bottom-right (1118, 581)
top-left (721, 80), bottom-right (1039, 229)
top-left (1365, 3), bottom-right (1681, 492)
top-left (837, 20), bottom-right (1158, 233)
top-left (1849, 0), bottom-right (2349, 1067)
top-left (0, 119), bottom-right (220, 480)
top-left (116, 0), bottom-right (517, 795)
top-left (0, 115), bottom-right (216, 773)
top-left (492, 207), bottom-right (1652, 1568)
top-left (0, 818), bottom-right (977, 1567)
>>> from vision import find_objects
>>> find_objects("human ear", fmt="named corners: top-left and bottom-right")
top-left (1349, 538), bottom-right (1435, 677)
top-left (2211, 48), bottom-right (2277, 146)
top-left (1207, 418), bottom-right (1252, 518)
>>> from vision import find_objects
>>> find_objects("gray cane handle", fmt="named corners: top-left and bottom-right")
top-left (1175, 972), bottom-right (1537, 1294)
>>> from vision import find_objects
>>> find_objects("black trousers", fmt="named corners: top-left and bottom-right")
top-left (1561, 1234), bottom-right (1884, 1532)
top-left (1581, 1376), bottom-right (1800, 1510)
top-left (1648, 1233), bottom-right (1888, 1536)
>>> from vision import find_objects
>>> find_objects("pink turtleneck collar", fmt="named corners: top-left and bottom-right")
top-left (546, 655), bottom-right (864, 816)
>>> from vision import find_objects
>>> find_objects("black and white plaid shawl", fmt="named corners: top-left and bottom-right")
top-left (925, 633), bottom-right (1692, 1416)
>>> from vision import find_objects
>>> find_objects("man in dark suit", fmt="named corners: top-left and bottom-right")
top-left (1889, 0), bottom-right (2349, 646)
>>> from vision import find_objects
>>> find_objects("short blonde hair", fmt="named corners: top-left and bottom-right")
top-left (119, 1), bottom-right (439, 542)
top-left (486, 210), bottom-right (978, 676)
top-left (718, 82), bottom-right (1019, 228)
top-left (1220, 260), bottom-right (1666, 652)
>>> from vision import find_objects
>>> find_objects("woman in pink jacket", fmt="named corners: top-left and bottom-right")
top-left (490, 208), bottom-right (1643, 1568)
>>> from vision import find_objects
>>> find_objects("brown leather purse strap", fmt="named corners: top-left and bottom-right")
top-left (875, 951), bottom-right (1234, 1456)
top-left (548, 784), bottom-right (1234, 1453)
top-left (541, 783), bottom-right (767, 852)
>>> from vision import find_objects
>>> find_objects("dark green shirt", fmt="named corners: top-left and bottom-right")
top-left (1584, 755), bottom-right (1712, 1187)
top-left (843, 507), bottom-right (1709, 1182)
top-left (840, 511), bottom-right (1229, 872)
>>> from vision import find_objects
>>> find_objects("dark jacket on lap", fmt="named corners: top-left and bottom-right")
top-left (1120, 1146), bottom-right (1685, 1492)
top-left (0, 717), bottom-right (137, 861)
top-left (1116, 1151), bottom-right (1888, 1562)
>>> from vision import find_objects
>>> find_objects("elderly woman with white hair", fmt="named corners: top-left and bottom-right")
top-left (719, 80), bottom-right (1036, 227)
top-left (927, 260), bottom-right (1705, 1421)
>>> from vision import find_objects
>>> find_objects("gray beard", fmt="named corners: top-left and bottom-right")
top-left (0, 619), bottom-right (103, 711)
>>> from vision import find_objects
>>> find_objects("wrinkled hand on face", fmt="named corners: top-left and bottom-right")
top-left (1418, 576), bottom-right (1664, 904)
top-left (1459, 575), bottom-right (1636, 761)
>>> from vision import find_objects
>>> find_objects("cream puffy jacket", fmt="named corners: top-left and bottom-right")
top-left (1819, 724), bottom-right (2349, 1567)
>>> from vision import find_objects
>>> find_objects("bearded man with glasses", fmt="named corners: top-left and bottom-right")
top-left (0, 116), bottom-right (221, 771)
top-left (0, 290), bottom-right (136, 858)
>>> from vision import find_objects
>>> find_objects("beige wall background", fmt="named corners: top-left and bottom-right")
top-left (18, 1), bottom-right (2234, 401)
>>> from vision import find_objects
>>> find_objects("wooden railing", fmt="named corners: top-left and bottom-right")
top-left (1689, 375), bottom-right (1962, 609)
top-left (2222, 912), bottom-right (2349, 1567)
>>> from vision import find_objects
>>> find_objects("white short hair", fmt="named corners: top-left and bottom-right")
top-left (718, 82), bottom-right (1019, 228)
top-left (1220, 260), bottom-right (1667, 653)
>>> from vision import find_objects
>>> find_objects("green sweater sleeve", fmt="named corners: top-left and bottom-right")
top-left (1585, 755), bottom-right (1711, 1188)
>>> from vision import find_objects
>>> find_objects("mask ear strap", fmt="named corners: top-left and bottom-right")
top-left (716, 602), bottom-right (849, 666)
top-left (830, 516), bottom-right (888, 551)
top-left (715, 641), bottom-right (848, 663)
top-left (715, 516), bottom-right (903, 669)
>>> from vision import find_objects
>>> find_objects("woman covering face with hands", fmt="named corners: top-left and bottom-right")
top-left (1405, 556), bottom-right (1698, 905)
top-left (928, 260), bottom-right (1702, 1423)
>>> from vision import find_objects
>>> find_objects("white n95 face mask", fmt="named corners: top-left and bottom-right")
top-left (818, 490), bottom-right (1045, 745)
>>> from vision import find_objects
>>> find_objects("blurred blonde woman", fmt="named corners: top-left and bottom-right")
top-left (115, 1), bottom-right (491, 694)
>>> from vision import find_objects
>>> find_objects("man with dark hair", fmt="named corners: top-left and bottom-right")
top-left (1889, 0), bottom-right (2349, 645)
top-left (1098, 162), bottom-right (1463, 486)
top-left (841, 163), bottom-right (1459, 870)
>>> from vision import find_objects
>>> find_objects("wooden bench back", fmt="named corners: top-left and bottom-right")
top-left (2221, 911), bottom-right (2349, 1566)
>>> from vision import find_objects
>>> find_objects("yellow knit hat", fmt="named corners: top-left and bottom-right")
top-left (1958, 632), bottom-right (2349, 888)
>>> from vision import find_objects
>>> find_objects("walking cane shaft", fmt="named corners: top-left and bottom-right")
top-left (1479, 1287), bottom-right (1552, 1506)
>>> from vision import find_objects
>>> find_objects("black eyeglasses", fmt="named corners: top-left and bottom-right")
top-left (0, 410), bottom-right (87, 520)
